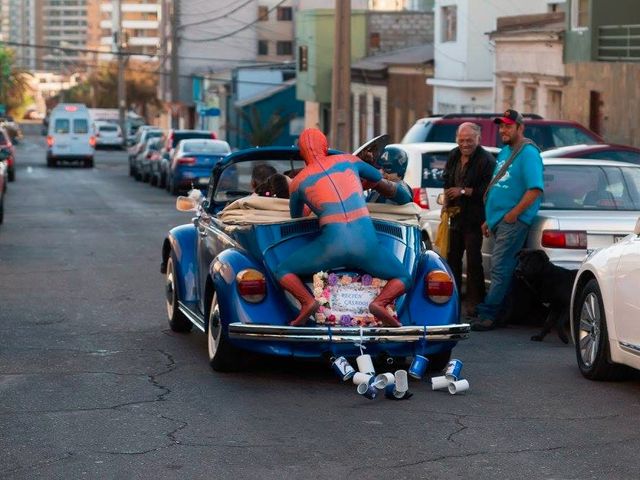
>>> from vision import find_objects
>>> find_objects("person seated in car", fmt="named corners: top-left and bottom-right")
top-left (255, 173), bottom-right (291, 199)
top-left (275, 128), bottom-right (411, 328)
top-left (251, 164), bottom-right (277, 192)
top-left (365, 146), bottom-right (413, 205)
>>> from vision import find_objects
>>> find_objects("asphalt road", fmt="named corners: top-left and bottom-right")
top-left (1, 130), bottom-right (640, 480)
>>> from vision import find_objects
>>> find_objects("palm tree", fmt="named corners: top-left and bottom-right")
top-left (0, 47), bottom-right (33, 115)
top-left (238, 106), bottom-right (293, 147)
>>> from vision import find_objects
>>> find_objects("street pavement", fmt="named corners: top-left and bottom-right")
top-left (1, 129), bottom-right (640, 480)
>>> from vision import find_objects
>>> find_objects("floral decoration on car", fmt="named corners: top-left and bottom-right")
top-left (312, 271), bottom-right (397, 327)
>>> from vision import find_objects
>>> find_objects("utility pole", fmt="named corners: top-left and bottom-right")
top-left (115, 0), bottom-right (127, 146)
top-left (329, 0), bottom-right (351, 151)
top-left (170, 0), bottom-right (180, 129)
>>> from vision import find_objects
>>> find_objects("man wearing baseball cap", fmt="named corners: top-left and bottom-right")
top-left (469, 109), bottom-right (544, 331)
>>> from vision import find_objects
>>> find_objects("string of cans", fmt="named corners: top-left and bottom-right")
top-left (332, 354), bottom-right (470, 400)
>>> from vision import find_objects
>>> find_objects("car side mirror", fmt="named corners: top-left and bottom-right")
top-left (635, 217), bottom-right (640, 236)
top-left (436, 193), bottom-right (445, 206)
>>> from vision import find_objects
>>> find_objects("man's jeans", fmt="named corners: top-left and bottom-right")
top-left (475, 220), bottom-right (529, 321)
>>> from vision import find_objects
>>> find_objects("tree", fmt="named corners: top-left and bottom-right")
top-left (238, 106), bottom-right (292, 147)
top-left (0, 47), bottom-right (33, 116)
top-left (59, 61), bottom-right (160, 117)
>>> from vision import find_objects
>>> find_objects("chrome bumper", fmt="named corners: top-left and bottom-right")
top-left (228, 323), bottom-right (470, 343)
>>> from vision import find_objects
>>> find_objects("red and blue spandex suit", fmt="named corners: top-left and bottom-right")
top-left (276, 128), bottom-right (410, 327)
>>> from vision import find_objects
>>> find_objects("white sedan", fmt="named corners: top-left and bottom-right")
top-left (570, 217), bottom-right (640, 380)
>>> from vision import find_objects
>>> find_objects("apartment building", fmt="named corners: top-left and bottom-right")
top-left (0, 0), bottom-right (41, 71)
top-left (40, 0), bottom-right (89, 70)
top-left (96, 0), bottom-right (161, 61)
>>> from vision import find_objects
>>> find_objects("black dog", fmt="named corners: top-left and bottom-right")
top-left (507, 249), bottom-right (577, 343)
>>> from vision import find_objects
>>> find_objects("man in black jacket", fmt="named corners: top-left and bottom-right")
top-left (443, 122), bottom-right (496, 316)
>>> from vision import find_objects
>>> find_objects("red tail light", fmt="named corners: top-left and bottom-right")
top-left (236, 269), bottom-right (266, 303)
top-left (177, 156), bottom-right (196, 165)
top-left (89, 136), bottom-right (96, 147)
top-left (211, 132), bottom-right (217, 139)
top-left (47, 135), bottom-right (54, 147)
top-left (146, 152), bottom-right (152, 159)
top-left (424, 270), bottom-right (454, 304)
top-left (541, 230), bottom-right (587, 249)
top-left (412, 187), bottom-right (429, 209)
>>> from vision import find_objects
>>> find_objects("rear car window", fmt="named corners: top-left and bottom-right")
top-left (172, 132), bottom-right (212, 148)
top-left (99, 125), bottom-right (118, 132)
top-left (73, 119), bottom-right (89, 134)
top-left (498, 124), bottom-right (599, 151)
top-left (541, 165), bottom-right (640, 210)
top-left (183, 141), bottom-right (230, 155)
top-left (421, 152), bottom-right (448, 188)
top-left (54, 119), bottom-right (70, 134)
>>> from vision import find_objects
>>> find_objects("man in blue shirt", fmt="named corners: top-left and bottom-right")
top-left (469, 109), bottom-right (544, 331)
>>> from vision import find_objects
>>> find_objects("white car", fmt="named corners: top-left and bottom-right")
top-left (570, 217), bottom-right (640, 380)
top-left (93, 121), bottom-right (123, 148)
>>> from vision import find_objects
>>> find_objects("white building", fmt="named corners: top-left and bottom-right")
top-left (428, 0), bottom-right (563, 114)
top-left (0, 0), bottom-right (39, 71)
top-left (98, 0), bottom-right (161, 62)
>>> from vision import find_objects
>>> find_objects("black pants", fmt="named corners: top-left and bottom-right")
top-left (447, 222), bottom-right (486, 311)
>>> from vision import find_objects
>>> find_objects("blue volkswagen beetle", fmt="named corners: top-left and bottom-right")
top-left (161, 147), bottom-right (469, 372)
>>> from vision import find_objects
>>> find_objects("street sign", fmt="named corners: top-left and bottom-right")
top-left (198, 107), bottom-right (220, 117)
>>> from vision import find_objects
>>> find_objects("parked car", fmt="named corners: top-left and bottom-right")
top-left (401, 113), bottom-right (603, 151)
top-left (138, 137), bottom-right (164, 185)
top-left (570, 216), bottom-right (640, 380)
top-left (166, 139), bottom-right (231, 195)
top-left (158, 129), bottom-right (217, 188)
top-left (0, 115), bottom-right (23, 144)
top-left (46, 103), bottom-right (95, 168)
top-left (0, 148), bottom-right (8, 223)
top-left (542, 143), bottom-right (640, 164)
top-left (160, 146), bottom-right (469, 372)
top-left (93, 121), bottom-right (124, 149)
top-left (129, 127), bottom-right (163, 178)
top-left (0, 125), bottom-right (16, 181)
top-left (421, 159), bottom-right (640, 274)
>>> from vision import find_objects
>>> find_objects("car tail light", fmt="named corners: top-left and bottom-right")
top-left (177, 156), bottom-right (196, 165)
top-left (89, 136), bottom-right (96, 147)
top-left (541, 230), bottom-right (587, 249)
top-left (211, 132), bottom-right (217, 139)
top-left (146, 152), bottom-right (152, 159)
top-left (412, 187), bottom-right (429, 209)
top-left (236, 269), bottom-right (266, 303)
top-left (424, 270), bottom-right (454, 304)
top-left (47, 135), bottom-right (54, 147)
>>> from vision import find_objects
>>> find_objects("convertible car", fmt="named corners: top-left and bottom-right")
top-left (161, 147), bottom-right (470, 372)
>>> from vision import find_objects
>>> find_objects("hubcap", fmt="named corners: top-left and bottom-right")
top-left (208, 293), bottom-right (221, 360)
top-left (578, 292), bottom-right (601, 367)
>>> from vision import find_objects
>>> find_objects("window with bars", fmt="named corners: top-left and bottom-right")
top-left (277, 6), bottom-right (293, 21)
top-left (441, 5), bottom-right (457, 42)
top-left (277, 41), bottom-right (293, 56)
top-left (258, 40), bottom-right (268, 56)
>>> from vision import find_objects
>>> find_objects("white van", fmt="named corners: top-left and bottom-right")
top-left (47, 104), bottom-right (96, 167)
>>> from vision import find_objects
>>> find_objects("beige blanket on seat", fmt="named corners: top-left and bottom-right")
top-left (218, 196), bottom-right (421, 225)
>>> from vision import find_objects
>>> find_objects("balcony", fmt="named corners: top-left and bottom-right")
top-left (598, 24), bottom-right (640, 61)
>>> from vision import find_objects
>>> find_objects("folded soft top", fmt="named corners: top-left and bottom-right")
top-left (218, 195), bottom-right (421, 225)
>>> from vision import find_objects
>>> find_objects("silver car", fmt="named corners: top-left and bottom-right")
top-left (423, 158), bottom-right (640, 273)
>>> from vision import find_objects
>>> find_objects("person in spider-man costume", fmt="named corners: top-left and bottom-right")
top-left (275, 128), bottom-right (411, 327)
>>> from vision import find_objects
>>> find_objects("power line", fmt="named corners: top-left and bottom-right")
top-left (181, 0), bottom-right (289, 43)
top-left (178, 0), bottom-right (255, 30)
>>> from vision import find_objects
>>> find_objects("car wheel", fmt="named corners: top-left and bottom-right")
top-left (150, 173), bottom-right (158, 186)
top-left (8, 166), bottom-right (15, 182)
top-left (159, 171), bottom-right (166, 189)
top-left (207, 291), bottom-right (241, 372)
top-left (428, 350), bottom-right (452, 372)
top-left (574, 279), bottom-right (626, 381)
top-left (129, 162), bottom-right (135, 176)
top-left (169, 175), bottom-right (179, 195)
top-left (85, 157), bottom-right (94, 168)
top-left (165, 253), bottom-right (193, 333)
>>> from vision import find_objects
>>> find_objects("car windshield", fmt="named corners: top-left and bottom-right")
top-left (172, 131), bottom-right (212, 148)
top-left (498, 124), bottom-right (599, 151)
top-left (182, 140), bottom-right (230, 155)
top-left (541, 165), bottom-right (640, 210)
top-left (421, 152), bottom-right (448, 188)
top-left (213, 158), bottom-right (304, 204)
top-left (401, 121), bottom-right (431, 143)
